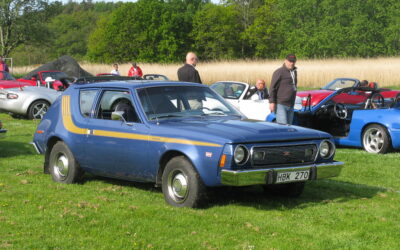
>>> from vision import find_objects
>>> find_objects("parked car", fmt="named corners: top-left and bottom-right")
top-left (268, 86), bottom-right (400, 154)
top-left (210, 81), bottom-right (301, 120)
top-left (32, 81), bottom-right (343, 207)
top-left (0, 86), bottom-right (61, 119)
top-left (18, 71), bottom-right (68, 91)
top-left (0, 71), bottom-right (30, 89)
top-left (297, 78), bottom-right (400, 107)
top-left (0, 120), bottom-right (6, 138)
top-left (95, 73), bottom-right (169, 81)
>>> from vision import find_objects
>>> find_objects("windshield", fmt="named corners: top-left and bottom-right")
top-left (137, 85), bottom-right (242, 120)
top-left (322, 79), bottom-right (358, 90)
top-left (210, 82), bottom-right (246, 100)
top-left (0, 71), bottom-right (15, 80)
top-left (41, 72), bottom-right (68, 80)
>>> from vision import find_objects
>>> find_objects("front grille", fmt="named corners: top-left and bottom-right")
top-left (252, 144), bottom-right (317, 166)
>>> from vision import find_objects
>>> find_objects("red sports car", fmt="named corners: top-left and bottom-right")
top-left (18, 71), bottom-right (68, 91)
top-left (0, 71), bottom-right (30, 89)
top-left (297, 78), bottom-right (400, 107)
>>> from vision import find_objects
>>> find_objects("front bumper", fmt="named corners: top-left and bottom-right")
top-left (221, 161), bottom-right (344, 186)
top-left (0, 129), bottom-right (7, 139)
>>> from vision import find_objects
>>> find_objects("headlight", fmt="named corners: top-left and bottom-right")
top-left (7, 93), bottom-right (18, 99)
top-left (319, 140), bottom-right (335, 159)
top-left (234, 145), bottom-right (249, 165)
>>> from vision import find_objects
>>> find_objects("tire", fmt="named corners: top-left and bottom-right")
top-left (362, 124), bottom-right (391, 154)
top-left (49, 141), bottom-right (83, 183)
top-left (28, 100), bottom-right (50, 119)
top-left (161, 156), bottom-right (207, 208)
top-left (263, 182), bottom-right (305, 198)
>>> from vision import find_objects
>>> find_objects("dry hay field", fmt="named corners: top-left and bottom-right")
top-left (14, 57), bottom-right (400, 88)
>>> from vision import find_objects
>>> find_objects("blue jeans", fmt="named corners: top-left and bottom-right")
top-left (276, 104), bottom-right (294, 125)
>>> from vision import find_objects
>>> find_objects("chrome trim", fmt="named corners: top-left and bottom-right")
top-left (250, 143), bottom-right (320, 166)
top-left (221, 161), bottom-right (344, 186)
top-left (234, 144), bottom-right (249, 166)
top-left (30, 142), bottom-right (41, 154)
top-left (318, 140), bottom-right (335, 159)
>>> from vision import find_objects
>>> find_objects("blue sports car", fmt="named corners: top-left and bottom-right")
top-left (32, 80), bottom-right (343, 207)
top-left (268, 86), bottom-right (400, 154)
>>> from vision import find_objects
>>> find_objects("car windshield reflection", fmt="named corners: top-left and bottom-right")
top-left (137, 85), bottom-right (242, 120)
top-left (0, 71), bottom-right (16, 81)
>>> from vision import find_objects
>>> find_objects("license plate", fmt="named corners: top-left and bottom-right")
top-left (276, 170), bottom-right (309, 183)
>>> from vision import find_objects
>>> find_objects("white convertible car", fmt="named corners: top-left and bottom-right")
top-left (210, 81), bottom-right (301, 121)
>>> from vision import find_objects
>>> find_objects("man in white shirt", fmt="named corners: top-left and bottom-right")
top-left (111, 64), bottom-right (120, 76)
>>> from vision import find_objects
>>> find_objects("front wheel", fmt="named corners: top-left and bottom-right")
top-left (162, 156), bottom-right (207, 208)
top-left (49, 141), bottom-right (83, 183)
top-left (263, 182), bottom-right (305, 198)
top-left (28, 100), bottom-right (50, 119)
top-left (362, 124), bottom-right (391, 154)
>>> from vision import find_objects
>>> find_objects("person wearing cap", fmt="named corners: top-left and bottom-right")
top-left (269, 54), bottom-right (298, 124)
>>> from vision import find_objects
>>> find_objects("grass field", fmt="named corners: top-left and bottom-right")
top-left (13, 57), bottom-right (400, 87)
top-left (1, 113), bottom-right (399, 249)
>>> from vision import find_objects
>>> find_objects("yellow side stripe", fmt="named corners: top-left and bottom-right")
top-left (61, 95), bottom-right (222, 148)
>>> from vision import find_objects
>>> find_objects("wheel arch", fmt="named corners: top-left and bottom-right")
top-left (26, 98), bottom-right (51, 116)
top-left (44, 136), bottom-right (63, 174)
top-left (361, 122), bottom-right (393, 148)
top-left (156, 150), bottom-right (198, 186)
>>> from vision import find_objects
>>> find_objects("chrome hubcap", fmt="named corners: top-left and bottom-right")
top-left (364, 128), bottom-right (384, 153)
top-left (32, 103), bottom-right (49, 119)
top-left (53, 154), bottom-right (69, 180)
top-left (167, 171), bottom-right (189, 203)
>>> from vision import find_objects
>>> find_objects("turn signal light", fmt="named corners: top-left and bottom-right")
top-left (219, 154), bottom-right (227, 168)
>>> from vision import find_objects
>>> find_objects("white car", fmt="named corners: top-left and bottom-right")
top-left (210, 81), bottom-right (301, 121)
top-left (0, 86), bottom-right (61, 119)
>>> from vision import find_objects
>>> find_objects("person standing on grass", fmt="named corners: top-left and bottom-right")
top-left (0, 56), bottom-right (9, 73)
top-left (128, 62), bottom-right (143, 77)
top-left (177, 52), bottom-right (202, 84)
top-left (111, 64), bottom-right (120, 76)
top-left (269, 54), bottom-right (298, 125)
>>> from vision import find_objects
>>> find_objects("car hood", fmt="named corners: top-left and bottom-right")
top-left (155, 118), bottom-right (331, 144)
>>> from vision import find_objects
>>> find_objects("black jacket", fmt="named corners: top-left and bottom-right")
top-left (177, 64), bottom-right (202, 84)
top-left (269, 64), bottom-right (297, 106)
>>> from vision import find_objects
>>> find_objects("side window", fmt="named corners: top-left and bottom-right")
top-left (96, 90), bottom-right (140, 123)
top-left (80, 90), bottom-right (98, 117)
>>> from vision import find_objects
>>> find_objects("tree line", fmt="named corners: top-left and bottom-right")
top-left (2, 0), bottom-right (399, 66)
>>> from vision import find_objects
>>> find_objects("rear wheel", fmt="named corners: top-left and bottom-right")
top-left (263, 182), bottom-right (305, 198)
top-left (362, 124), bottom-right (391, 154)
top-left (49, 141), bottom-right (83, 183)
top-left (162, 156), bottom-right (207, 208)
top-left (28, 100), bottom-right (50, 119)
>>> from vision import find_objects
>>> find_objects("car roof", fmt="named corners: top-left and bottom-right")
top-left (72, 80), bottom-right (207, 90)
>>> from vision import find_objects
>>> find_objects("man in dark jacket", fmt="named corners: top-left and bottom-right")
top-left (177, 52), bottom-right (202, 84)
top-left (269, 54), bottom-right (297, 124)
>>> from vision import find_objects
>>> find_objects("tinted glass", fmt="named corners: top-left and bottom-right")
top-left (80, 90), bottom-right (98, 117)
top-left (96, 90), bottom-right (139, 122)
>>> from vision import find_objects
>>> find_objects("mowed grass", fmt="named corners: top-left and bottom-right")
top-left (1, 113), bottom-right (400, 249)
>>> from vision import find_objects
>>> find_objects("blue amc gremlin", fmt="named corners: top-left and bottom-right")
top-left (32, 81), bottom-right (343, 207)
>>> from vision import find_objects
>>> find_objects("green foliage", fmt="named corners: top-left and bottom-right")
top-left (191, 3), bottom-right (241, 60)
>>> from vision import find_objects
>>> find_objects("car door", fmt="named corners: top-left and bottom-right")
top-left (83, 89), bottom-right (151, 181)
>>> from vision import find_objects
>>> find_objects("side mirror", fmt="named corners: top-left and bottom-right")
top-left (111, 111), bottom-right (125, 121)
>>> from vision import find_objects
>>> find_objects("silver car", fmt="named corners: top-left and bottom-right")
top-left (0, 86), bottom-right (61, 119)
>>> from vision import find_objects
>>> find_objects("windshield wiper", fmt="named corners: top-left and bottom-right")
top-left (201, 111), bottom-right (227, 116)
top-left (150, 114), bottom-right (184, 120)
